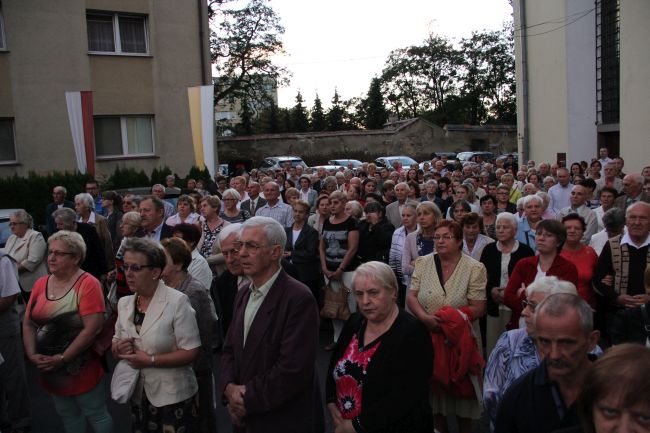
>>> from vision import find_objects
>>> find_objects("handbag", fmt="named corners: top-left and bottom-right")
top-left (111, 359), bottom-right (140, 403)
top-left (320, 280), bottom-right (351, 320)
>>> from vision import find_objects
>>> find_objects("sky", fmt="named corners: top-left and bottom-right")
top-left (270, 0), bottom-right (514, 108)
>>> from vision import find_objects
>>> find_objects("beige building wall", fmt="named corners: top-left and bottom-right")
top-left (0, 0), bottom-right (210, 179)
top-left (619, 0), bottom-right (650, 172)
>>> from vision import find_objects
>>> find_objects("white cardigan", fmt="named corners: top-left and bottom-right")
top-left (2, 229), bottom-right (48, 292)
top-left (114, 281), bottom-right (201, 407)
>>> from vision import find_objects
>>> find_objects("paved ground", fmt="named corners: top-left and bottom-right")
top-left (25, 325), bottom-right (489, 433)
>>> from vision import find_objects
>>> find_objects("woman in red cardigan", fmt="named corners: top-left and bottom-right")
top-left (502, 219), bottom-right (578, 330)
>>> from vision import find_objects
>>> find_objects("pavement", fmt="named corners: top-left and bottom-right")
top-left (24, 324), bottom-right (489, 433)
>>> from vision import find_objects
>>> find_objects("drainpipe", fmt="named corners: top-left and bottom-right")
top-left (198, 0), bottom-right (209, 85)
top-left (516, 0), bottom-right (530, 162)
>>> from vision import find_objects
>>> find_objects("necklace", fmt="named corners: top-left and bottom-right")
top-left (136, 295), bottom-right (148, 314)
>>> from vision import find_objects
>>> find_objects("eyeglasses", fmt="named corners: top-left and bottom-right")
top-left (222, 248), bottom-right (240, 258)
top-left (521, 300), bottom-right (539, 312)
top-left (48, 250), bottom-right (75, 258)
top-left (433, 235), bottom-right (455, 241)
top-left (122, 264), bottom-right (155, 272)
top-left (234, 241), bottom-right (271, 253)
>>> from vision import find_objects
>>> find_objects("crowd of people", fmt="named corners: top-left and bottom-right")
top-left (0, 148), bottom-right (649, 433)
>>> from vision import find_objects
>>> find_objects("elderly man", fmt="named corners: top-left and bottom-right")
top-left (386, 182), bottom-right (417, 228)
top-left (548, 168), bottom-right (572, 214)
top-left (494, 293), bottom-right (600, 433)
top-left (589, 207), bottom-right (626, 256)
top-left (256, 182), bottom-right (294, 228)
top-left (230, 176), bottom-right (249, 204)
top-left (46, 186), bottom-right (75, 235)
top-left (151, 183), bottom-right (175, 219)
top-left (165, 174), bottom-right (181, 194)
top-left (594, 162), bottom-right (623, 197)
top-left (556, 184), bottom-right (598, 244)
top-left (217, 217), bottom-right (323, 433)
top-left (313, 167), bottom-right (327, 193)
top-left (139, 195), bottom-right (174, 242)
top-left (211, 223), bottom-right (245, 336)
top-left (614, 173), bottom-right (650, 211)
top-left (240, 181), bottom-right (266, 216)
top-left (52, 208), bottom-right (106, 279)
top-left (593, 201), bottom-right (650, 309)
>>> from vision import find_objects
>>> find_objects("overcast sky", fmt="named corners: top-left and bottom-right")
top-left (270, 0), bottom-right (514, 108)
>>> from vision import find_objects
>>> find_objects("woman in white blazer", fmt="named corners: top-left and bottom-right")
top-left (2, 210), bottom-right (48, 294)
top-left (112, 238), bottom-right (201, 433)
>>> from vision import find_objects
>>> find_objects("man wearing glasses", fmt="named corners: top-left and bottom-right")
top-left (217, 216), bottom-right (323, 433)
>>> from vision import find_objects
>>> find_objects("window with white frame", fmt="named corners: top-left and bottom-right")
top-left (0, 119), bottom-right (17, 162)
top-left (86, 12), bottom-right (148, 54)
top-left (94, 116), bottom-right (154, 157)
top-left (0, 3), bottom-right (6, 50)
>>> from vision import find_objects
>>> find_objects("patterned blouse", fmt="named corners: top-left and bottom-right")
top-left (199, 220), bottom-right (225, 259)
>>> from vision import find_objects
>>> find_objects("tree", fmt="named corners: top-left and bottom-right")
top-left (235, 98), bottom-right (253, 135)
top-left (327, 89), bottom-right (345, 131)
top-left (291, 91), bottom-right (309, 132)
top-left (310, 94), bottom-right (326, 132)
top-left (363, 78), bottom-right (388, 129)
top-left (211, 0), bottom-right (290, 108)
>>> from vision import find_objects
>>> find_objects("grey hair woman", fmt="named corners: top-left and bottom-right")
top-left (4, 210), bottom-right (48, 294)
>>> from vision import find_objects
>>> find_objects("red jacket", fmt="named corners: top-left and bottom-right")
top-left (503, 255), bottom-right (578, 330)
top-left (430, 306), bottom-right (484, 399)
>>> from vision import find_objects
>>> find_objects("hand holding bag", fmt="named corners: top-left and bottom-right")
top-left (110, 359), bottom-right (140, 403)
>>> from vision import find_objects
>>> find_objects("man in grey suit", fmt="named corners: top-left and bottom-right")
top-left (385, 182), bottom-right (417, 228)
top-left (240, 182), bottom-right (267, 216)
top-left (614, 173), bottom-right (650, 212)
top-left (217, 217), bottom-right (323, 433)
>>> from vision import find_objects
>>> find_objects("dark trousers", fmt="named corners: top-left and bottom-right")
top-left (0, 333), bottom-right (31, 429)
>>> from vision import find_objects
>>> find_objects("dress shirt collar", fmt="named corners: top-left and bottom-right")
top-left (620, 231), bottom-right (650, 249)
top-left (249, 267), bottom-right (281, 298)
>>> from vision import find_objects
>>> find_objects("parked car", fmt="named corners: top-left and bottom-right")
top-left (0, 209), bottom-right (22, 248)
top-left (429, 151), bottom-right (457, 160)
top-left (496, 154), bottom-right (519, 165)
top-left (374, 155), bottom-right (418, 170)
top-left (328, 159), bottom-right (363, 169)
top-left (311, 165), bottom-right (341, 175)
top-left (456, 151), bottom-right (495, 164)
top-left (259, 156), bottom-right (308, 172)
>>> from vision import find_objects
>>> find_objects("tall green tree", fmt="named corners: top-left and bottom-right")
top-left (211, 0), bottom-right (290, 107)
top-left (363, 78), bottom-right (388, 129)
top-left (310, 94), bottom-right (326, 132)
top-left (236, 98), bottom-right (253, 135)
top-left (290, 91), bottom-right (309, 132)
top-left (327, 89), bottom-right (346, 131)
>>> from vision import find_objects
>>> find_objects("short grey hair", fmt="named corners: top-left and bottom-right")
top-left (122, 238), bottom-right (166, 270)
top-left (496, 211), bottom-right (518, 230)
top-left (543, 176), bottom-right (556, 185)
top-left (151, 184), bottom-right (166, 193)
top-left (74, 192), bottom-right (95, 210)
top-left (602, 207), bottom-right (625, 231)
top-left (425, 179), bottom-right (438, 187)
top-left (534, 293), bottom-right (593, 334)
top-left (525, 275), bottom-right (577, 298)
top-left (241, 216), bottom-right (287, 253)
top-left (122, 211), bottom-right (142, 226)
top-left (53, 208), bottom-right (77, 230)
top-left (354, 261), bottom-right (398, 296)
top-left (626, 201), bottom-right (650, 218)
top-left (53, 185), bottom-right (67, 195)
top-left (523, 194), bottom-right (543, 207)
top-left (216, 223), bottom-right (242, 250)
top-left (11, 210), bottom-right (33, 227)
top-left (222, 188), bottom-right (241, 201)
top-left (346, 201), bottom-right (364, 219)
top-left (48, 230), bottom-right (86, 263)
top-left (324, 176), bottom-right (337, 188)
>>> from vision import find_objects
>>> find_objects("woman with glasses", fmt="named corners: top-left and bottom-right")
top-left (23, 230), bottom-right (113, 433)
top-left (407, 220), bottom-right (487, 433)
top-left (220, 189), bottom-right (250, 224)
top-left (402, 202), bottom-right (443, 290)
top-left (3, 210), bottom-right (48, 299)
top-left (483, 277), bottom-right (582, 428)
top-left (112, 238), bottom-right (200, 433)
top-left (504, 219), bottom-right (579, 331)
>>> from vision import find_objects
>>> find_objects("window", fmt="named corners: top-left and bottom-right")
top-left (0, 3), bottom-right (6, 50)
top-left (0, 119), bottom-right (17, 162)
top-left (94, 116), bottom-right (154, 157)
top-left (86, 12), bottom-right (148, 54)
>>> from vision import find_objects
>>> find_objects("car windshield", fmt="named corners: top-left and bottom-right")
top-left (0, 219), bottom-right (12, 248)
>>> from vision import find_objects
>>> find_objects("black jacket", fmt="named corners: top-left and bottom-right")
top-left (285, 224), bottom-right (320, 283)
top-left (610, 302), bottom-right (650, 345)
top-left (357, 218), bottom-right (395, 264)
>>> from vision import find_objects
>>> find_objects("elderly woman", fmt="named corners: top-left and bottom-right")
top-left (320, 191), bottom-right (360, 350)
top-left (298, 175), bottom-right (317, 211)
top-left (461, 212), bottom-right (494, 261)
top-left (23, 231), bottom-right (113, 433)
top-left (109, 211), bottom-right (143, 302)
top-left (560, 214), bottom-right (599, 308)
top-left (112, 238), bottom-right (200, 433)
top-left (577, 344), bottom-right (650, 433)
top-left (308, 194), bottom-right (330, 234)
top-left (388, 202), bottom-right (418, 307)
top-left (285, 200), bottom-right (321, 301)
top-left (53, 208), bottom-right (107, 280)
top-left (407, 220), bottom-right (487, 433)
top-left (197, 195), bottom-right (230, 274)
top-left (402, 201), bottom-right (442, 289)
top-left (101, 190), bottom-right (123, 253)
top-left (2, 210), bottom-right (48, 296)
top-left (483, 277), bottom-right (579, 427)
top-left (479, 213), bottom-right (534, 354)
top-left (74, 192), bottom-right (114, 272)
top-left (326, 262), bottom-right (433, 433)
top-left (357, 202), bottom-right (395, 264)
top-left (220, 188), bottom-right (250, 223)
top-left (515, 194), bottom-right (545, 252)
top-left (160, 237), bottom-right (215, 433)
top-left (344, 200), bottom-right (364, 220)
top-left (503, 219), bottom-right (579, 330)
top-left (166, 194), bottom-right (200, 227)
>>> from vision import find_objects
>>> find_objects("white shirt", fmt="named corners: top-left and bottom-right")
top-left (620, 231), bottom-right (650, 249)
